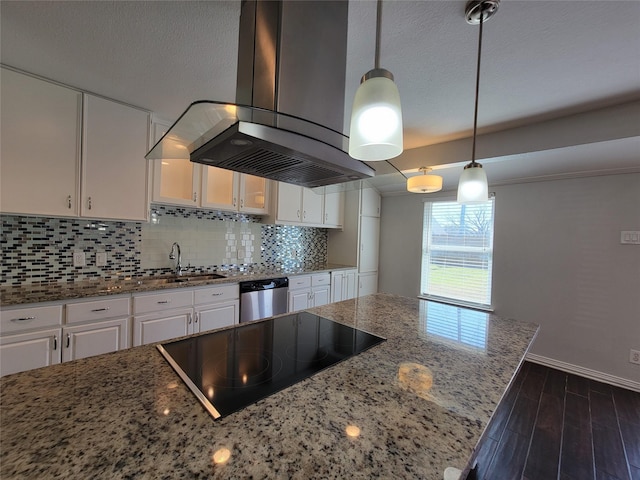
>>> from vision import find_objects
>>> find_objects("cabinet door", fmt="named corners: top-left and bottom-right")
top-left (62, 317), bottom-right (130, 362)
top-left (82, 94), bottom-right (149, 220)
top-left (151, 121), bottom-right (200, 207)
top-left (344, 270), bottom-right (358, 300)
top-left (240, 174), bottom-right (269, 214)
top-left (302, 188), bottom-right (324, 225)
top-left (0, 328), bottom-right (62, 377)
top-left (324, 191), bottom-right (344, 228)
top-left (196, 300), bottom-right (239, 333)
top-left (1, 68), bottom-right (81, 217)
top-left (288, 289), bottom-right (310, 313)
top-left (133, 308), bottom-right (193, 346)
top-left (201, 166), bottom-right (239, 210)
top-left (277, 182), bottom-right (302, 222)
top-left (331, 272), bottom-right (344, 303)
top-left (359, 216), bottom-right (380, 273)
top-left (311, 286), bottom-right (330, 307)
top-left (361, 187), bottom-right (381, 217)
top-left (358, 273), bottom-right (378, 297)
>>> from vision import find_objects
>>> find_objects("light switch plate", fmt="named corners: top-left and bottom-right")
top-left (73, 250), bottom-right (86, 267)
top-left (620, 231), bottom-right (640, 244)
top-left (96, 251), bottom-right (107, 267)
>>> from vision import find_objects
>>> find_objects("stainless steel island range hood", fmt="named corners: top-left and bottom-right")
top-left (146, 1), bottom-right (375, 188)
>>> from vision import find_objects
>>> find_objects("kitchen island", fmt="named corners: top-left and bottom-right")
top-left (0, 294), bottom-right (538, 479)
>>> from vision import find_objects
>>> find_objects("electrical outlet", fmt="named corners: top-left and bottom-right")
top-left (96, 251), bottom-right (107, 267)
top-left (72, 250), bottom-right (86, 267)
top-left (630, 349), bottom-right (640, 365)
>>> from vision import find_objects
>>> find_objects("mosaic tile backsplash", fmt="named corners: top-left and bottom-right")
top-left (1, 204), bottom-right (328, 286)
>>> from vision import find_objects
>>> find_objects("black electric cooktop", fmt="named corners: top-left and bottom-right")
top-left (158, 312), bottom-right (386, 419)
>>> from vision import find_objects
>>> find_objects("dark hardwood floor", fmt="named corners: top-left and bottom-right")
top-left (470, 361), bottom-right (640, 480)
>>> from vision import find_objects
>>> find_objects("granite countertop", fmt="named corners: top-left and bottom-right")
top-left (0, 264), bottom-right (356, 306)
top-left (0, 294), bottom-right (538, 479)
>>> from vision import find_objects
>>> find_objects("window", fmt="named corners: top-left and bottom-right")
top-left (420, 198), bottom-right (495, 309)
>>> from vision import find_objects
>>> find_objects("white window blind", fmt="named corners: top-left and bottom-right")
top-left (421, 198), bottom-right (495, 308)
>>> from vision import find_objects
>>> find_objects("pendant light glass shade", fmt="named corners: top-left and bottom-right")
top-left (457, 163), bottom-right (488, 203)
top-left (407, 167), bottom-right (443, 193)
top-left (349, 70), bottom-right (403, 161)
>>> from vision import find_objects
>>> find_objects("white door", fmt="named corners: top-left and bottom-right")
top-left (302, 188), bottom-right (324, 224)
top-left (277, 182), bottom-right (302, 222)
top-left (133, 308), bottom-right (193, 346)
top-left (358, 273), bottom-right (378, 297)
top-left (360, 187), bottom-right (381, 217)
top-left (323, 191), bottom-right (344, 227)
top-left (288, 289), bottom-right (310, 313)
top-left (201, 167), bottom-right (239, 210)
top-left (331, 272), bottom-right (344, 303)
top-left (240, 174), bottom-right (269, 214)
top-left (0, 328), bottom-right (62, 377)
top-left (345, 270), bottom-right (358, 300)
top-left (311, 286), bottom-right (330, 307)
top-left (359, 216), bottom-right (380, 273)
top-left (196, 301), bottom-right (239, 333)
top-left (82, 94), bottom-right (149, 220)
top-left (62, 317), bottom-right (129, 362)
top-left (1, 68), bottom-right (81, 217)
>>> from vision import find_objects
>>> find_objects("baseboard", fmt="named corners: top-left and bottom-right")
top-left (526, 353), bottom-right (640, 393)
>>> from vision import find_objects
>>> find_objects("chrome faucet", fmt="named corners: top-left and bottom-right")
top-left (169, 242), bottom-right (183, 276)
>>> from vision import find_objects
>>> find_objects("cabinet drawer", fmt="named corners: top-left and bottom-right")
top-left (289, 275), bottom-right (311, 290)
top-left (133, 289), bottom-right (193, 314)
top-left (66, 296), bottom-right (130, 324)
top-left (1, 305), bottom-right (63, 334)
top-left (312, 273), bottom-right (330, 287)
top-left (193, 284), bottom-right (239, 305)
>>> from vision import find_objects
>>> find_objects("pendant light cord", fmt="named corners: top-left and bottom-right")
top-left (471, 4), bottom-right (484, 165)
top-left (374, 0), bottom-right (382, 69)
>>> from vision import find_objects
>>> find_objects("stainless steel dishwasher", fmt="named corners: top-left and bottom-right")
top-left (239, 277), bottom-right (289, 322)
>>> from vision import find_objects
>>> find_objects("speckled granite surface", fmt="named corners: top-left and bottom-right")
top-left (0, 294), bottom-right (538, 479)
top-left (0, 264), bottom-right (355, 306)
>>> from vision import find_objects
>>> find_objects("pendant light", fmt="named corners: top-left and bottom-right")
top-left (349, 0), bottom-right (403, 161)
top-left (407, 167), bottom-right (443, 193)
top-left (457, 0), bottom-right (499, 204)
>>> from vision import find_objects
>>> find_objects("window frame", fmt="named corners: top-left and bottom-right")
top-left (419, 196), bottom-right (495, 312)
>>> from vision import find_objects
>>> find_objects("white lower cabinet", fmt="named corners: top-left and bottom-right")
top-left (0, 328), bottom-right (62, 377)
top-left (330, 269), bottom-right (357, 303)
top-left (133, 307), bottom-right (194, 346)
top-left (133, 284), bottom-right (239, 346)
top-left (288, 273), bottom-right (331, 312)
top-left (62, 317), bottom-right (129, 362)
top-left (358, 272), bottom-right (379, 297)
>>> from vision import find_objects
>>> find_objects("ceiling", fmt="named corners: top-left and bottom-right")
top-left (2, 0), bottom-right (639, 195)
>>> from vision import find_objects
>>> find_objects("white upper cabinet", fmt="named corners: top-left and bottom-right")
top-left (1, 68), bottom-right (81, 217)
top-left (1, 68), bottom-right (150, 221)
top-left (273, 182), bottom-right (332, 227)
top-left (323, 190), bottom-right (344, 228)
top-left (201, 167), bottom-right (269, 214)
top-left (151, 122), bottom-right (200, 207)
top-left (361, 187), bottom-right (381, 217)
top-left (82, 94), bottom-right (149, 221)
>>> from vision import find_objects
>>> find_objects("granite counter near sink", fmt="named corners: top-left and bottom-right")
top-left (0, 263), bottom-right (356, 306)
top-left (0, 294), bottom-right (538, 479)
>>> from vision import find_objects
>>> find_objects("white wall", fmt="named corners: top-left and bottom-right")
top-left (378, 173), bottom-right (640, 385)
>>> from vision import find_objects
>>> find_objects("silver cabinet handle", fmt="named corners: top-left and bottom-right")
top-left (88, 196), bottom-right (92, 210)
top-left (194, 313), bottom-right (199, 324)
top-left (91, 307), bottom-right (110, 312)
top-left (66, 333), bottom-right (70, 349)
top-left (193, 192), bottom-right (197, 202)
top-left (240, 198), bottom-right (244, 208)
top-left (325, 213), bottom-right (328, 222)
top-left (53, 335), bottom-right (58, 351)
top-left (297, 209), bottom-right (300, 219)
top-left (233, 197), bottom-right (237, 207)
top-left (11, 316), bottom-right (35, 322)
top-left (303, 210), bottom-right (307, 219)
top-left (67, 195), bottom-right (72, 209)
top-left (187, 313), bottom-right (192, 325)
top-left (211, 292), bottom-right (223, 296)
top-left (157, 300), bottom-right (171, 304)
